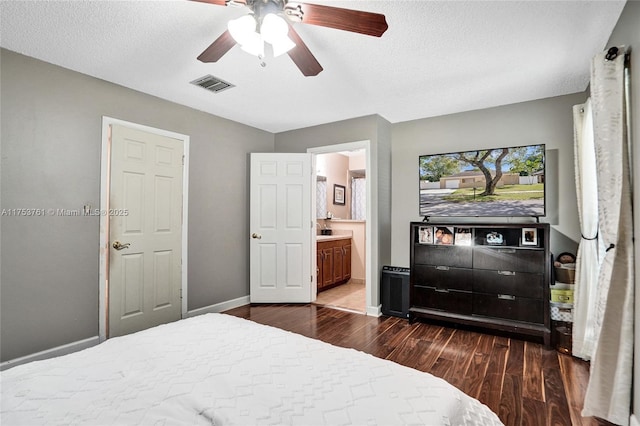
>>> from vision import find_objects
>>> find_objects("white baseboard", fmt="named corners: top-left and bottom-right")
top-left (366, 304), bottom-right (382, 317)
top-left (630, 413), bottom-right (639, 426)
top-left (185, 295), bottom-right (250, 318)
top-left (0, 336), bottom-right (100, 371)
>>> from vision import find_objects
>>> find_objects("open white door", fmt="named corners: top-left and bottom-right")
top-left (250, 153), bottom-right (313, 303)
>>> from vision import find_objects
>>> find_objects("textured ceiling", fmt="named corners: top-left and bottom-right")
top-left (0, 0), bottom-right (626, 133)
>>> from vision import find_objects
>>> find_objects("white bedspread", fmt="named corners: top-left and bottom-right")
top-left (1, 313), bottom-right (503, 425)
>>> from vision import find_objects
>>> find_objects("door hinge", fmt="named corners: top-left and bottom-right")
top-left (182, 155), bottom-right (185, 165)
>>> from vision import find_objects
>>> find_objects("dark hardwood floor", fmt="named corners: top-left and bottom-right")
top-left (224, 303), bottom-right (613, 426)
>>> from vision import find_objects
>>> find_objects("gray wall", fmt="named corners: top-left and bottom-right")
top-left (376, 116), bottom-right (392, 269)
top-left (605, 0), bottom-right (640, 421)
top-left (0, 49), bottom-right (274, 361)
top-left (274, 115), bottom-right (381, 152)
top-left (390, 93), bottom-right (587, 266)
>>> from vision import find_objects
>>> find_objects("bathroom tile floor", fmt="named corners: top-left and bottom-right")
top-left (314, 280), bottom-right (366, 313)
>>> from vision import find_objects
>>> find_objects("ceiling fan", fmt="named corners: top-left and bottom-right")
top-left (192, 0), bottom-right (388, 76)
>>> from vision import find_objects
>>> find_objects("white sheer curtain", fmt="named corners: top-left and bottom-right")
top-left (581, 46), bottom-right (633, 426)
top-left (572, 99), bottom-right (602, 361)
top-left (316, 180), bottom-right (327, 219)
top-left (351, 177), bottom-right (366, 220)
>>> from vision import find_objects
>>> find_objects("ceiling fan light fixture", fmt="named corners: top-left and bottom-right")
top-left (271, 36), bottom-right (295, 57)
top-left (240, 32), bottom-right (265, 57)
top-left (260, 13), bottom-right (287, 43)
top-left (195, 0), bottom-right (387, 75)
top-left (227, 14), bottom-right (257, 45)
top-left (228, 14), bottom-right (265, 57)
top-left (261, 13), bottom-right (295, 57)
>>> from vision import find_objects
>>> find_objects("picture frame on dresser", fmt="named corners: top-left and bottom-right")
top-left (485, 231), bottom-right (505, 245)
top-left (521, 227), bottom-right (538, 246)
top-left (434, 226), bottom-right (454, 245)
top-left (454, 227), bottom-right (472, 246)
top-left (418, 226), bottom-right (433, 244)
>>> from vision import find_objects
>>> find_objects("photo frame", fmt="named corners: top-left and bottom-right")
top-left (485, 231), bottom-right (505, 245)
top-left (333, 184), bottom-right (346, 205)
top-left (434, 226), bottom-right (454, 245)
top-left (454, 227), bottom-right (472, 246)
top-left (418, 226), bottom-right (433, 244)
top-left (521, 227), bottom-right (538, 246)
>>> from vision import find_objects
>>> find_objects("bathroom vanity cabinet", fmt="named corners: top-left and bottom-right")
top-left (317, 237), bottom-right (352, 291)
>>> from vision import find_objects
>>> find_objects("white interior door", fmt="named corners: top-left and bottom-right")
top-left (108, 124), bottom-right (184, 337)
top-left (250, 153), bottom-right (313, 303)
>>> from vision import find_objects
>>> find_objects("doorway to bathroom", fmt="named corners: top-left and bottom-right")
top-left (310, 144), bottom-right (368, 314)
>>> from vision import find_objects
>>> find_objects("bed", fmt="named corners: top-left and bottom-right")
top-left (1, 313), bottom-right (503, 425)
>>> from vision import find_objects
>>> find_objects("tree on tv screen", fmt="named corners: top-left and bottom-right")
top-left (455, 148), bottom-right (509, 196)
top-left (506, 145), bottom-right (545, 178)
top-left (419, 145), bottom-right (544, 198)
top-left (419, 156), bottom-right (459, 182)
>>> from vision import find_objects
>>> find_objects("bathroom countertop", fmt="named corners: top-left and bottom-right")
top-left (316, 234), bottom-right (352, 242)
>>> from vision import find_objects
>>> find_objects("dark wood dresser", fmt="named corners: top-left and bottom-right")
top-left (409, 222), bottom-right (551, 345)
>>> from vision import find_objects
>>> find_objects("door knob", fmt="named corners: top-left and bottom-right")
top-left (112, 241), bottom-right (131, 250)
top-left (251, 233), bottom-right (262, 239)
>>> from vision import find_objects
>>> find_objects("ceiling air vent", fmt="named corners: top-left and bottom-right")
top-left (190, 74), bottom-right (234, 94)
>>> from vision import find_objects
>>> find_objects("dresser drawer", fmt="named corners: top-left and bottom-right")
top-left (473, 293), bottom-right (543, 324)
top-left (412, 264), bottom-right (473, 292)
top-left (413, 286), bottom-right (472, 315)
top-left (473, 269), bottom-right (543, 299)
top-left (473, 247), bottom-right (545, 273)
top-left (414, 245), bottom-right (472, 268)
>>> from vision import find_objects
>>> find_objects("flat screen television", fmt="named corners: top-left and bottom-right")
top-left (419, 143), bottom-right (545, 218)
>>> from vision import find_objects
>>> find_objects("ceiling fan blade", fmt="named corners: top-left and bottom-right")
top-left (286, 2), bottom-right (388, 37)
top-left (190, 0), bottom-right (246, 5)
top-left (287, 25), bottom-right (323, 76)
top-left (197, 30), bottom-right (237, 63)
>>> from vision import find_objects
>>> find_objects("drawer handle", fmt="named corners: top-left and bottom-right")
top-left (498, 270), bottom-right (516, 276)
top-left (435, 266), bottom-right (450, 271)
top-left (498, 294), bottom-right (516, 300)
top-left (498, 249), bottom-right (517, 254)
top-left (435, 288), bottom-right (450, 293)
top-left (416, 285), bottom-right (436, 290)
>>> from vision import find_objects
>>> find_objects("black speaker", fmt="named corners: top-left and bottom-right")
top-left (381, 266), bottom-right (410, 318)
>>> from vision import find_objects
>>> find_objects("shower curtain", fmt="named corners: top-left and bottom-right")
top-left (351, 177), bottom-right (366, 220)
top-left (316, 180), bottom-right (327, 219)
top-left (578, 46), bottom-right (633, 425)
